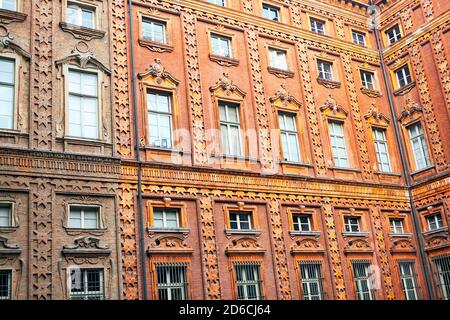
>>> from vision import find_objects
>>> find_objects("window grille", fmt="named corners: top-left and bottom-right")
top-left (0, 270), bottom-right (11, 300)
top-left (234, 262), bottom-right (263, 300)
top-left (351, 260), bottom-right (375, 300)
top-left (299, 261), bottom-right (326, 300)
top-left (398, 261), bottom-right (420, 300)
top-left (70, 268), bottom-right (104, 300)
top-left (432, 254), bottom-right (450, 300)
top-left (156, 262), bottom-right (189, 300)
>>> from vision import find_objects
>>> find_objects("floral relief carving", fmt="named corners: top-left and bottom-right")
top-left (225, 237), bottom-right (265, 254)
top-left (430, 31), bottom-right (450, 109)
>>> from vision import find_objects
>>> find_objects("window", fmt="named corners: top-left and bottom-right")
top-left (407, 122), bottom-right (430, 170)
top-left (262, 4), bottom-right (279, 22)
top-left (67, 2), bottom-right (96, 29)
top-left (153, 208), bottom-right (180, 229)
top-left (219, 101), bottom-right (242, 156)
top-left (0, 270), bottom-right (11, 300)
top-left (0, 0), bottom-right (16, 11)
top-left (156, 263), bottom-right (188, 300)
top-left (344, 216), bottom-right (360, 233)
top-left (208, 0), bottom-right (225, 5)
top-left (352, 31), bottom-right (366, 46)
top-left (268, 48), bottom-right (288, 70)
top-left (433, 255), bottom-right (450, 300)
top-left (317, 60), bottom-right (333, 81)
top-left (390, 218), bottom-right (404, 234)
top-left (310, 18), bottom-right (325, 34)
top-left (398, 262), bottom-right (419, 300)
top-left (373, 128), bottom-right (391, 172)
top-left (147, 90), bottom-right (173, 149)
top-left (352, 261), bottom-right (374, 300)
top-left (142, 19), bottom-right (166, 44)
top-left (69, 206), bottom-right (100, 229)
top-left (229, 212), bottom-right (252, 230)
top-left (234, 263), bottom-right (262, 300)
top-left (0, 57), bottom-right (15, 130)
top-left (385, 24), bottom-right (402, 45)
top-left (426, 214), bottom-right (443, 231)
top-left (278, 113), bottom-right (300, 162)
top-left (299, 261), bottom-right (325, 300)
top-left (293, 215), bottom-right (311, 232)
top-left (211, 34), bottom-right (232, 58)
top-left (360, 70), bottom-right (375, 90)
top-left (69, 268), bottom-right (104, 300)
top-left (328, 121), bottom-right (349, 168)
top-left (68, 70), bottom-right (99, 139)
top-left (0, 203), bottom-right (12, 227)
top-left (395, 65), bottom-right (412, 88)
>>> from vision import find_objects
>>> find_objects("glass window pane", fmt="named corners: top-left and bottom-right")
top-left (82, 10), bottom-right (94, 28)
top-left (69, 208), bottom-right (82, 228)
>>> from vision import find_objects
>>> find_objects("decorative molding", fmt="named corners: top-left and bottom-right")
top-left (59, 22), bottom-right (106, 41)
top-left (138, 58), bottom-right (180, 85)
top-left (365, 103), bottom-right (390, 126)
top-left (319, 95), bottom-right (348, 117)
top-left (225, 237), bottom-right (265, 255)
top-left (147, 235), bottom-right (193, 254)
top-left (62, 236), bottom-right (111, 256)
top-left (55, 42), bottom-right (111, 75)
top-left (360, 87), bottom-right (382, 98)
top-left (0, 27), bottom-right (31, 59)
top-left (290, 238), bottom-right (324, 253)
top-left (390, 238), bottom-right (416, 253)
top-left (393, 81), bottom-right (416, 96)
top-left (317, 77), bottom-right (342, 89)
top-left (343, 238), bottom-right (373, 253)
top-left (0, 236), bottom-right (21, 255)
top-left (268, 66), bottom-right (295, 78)
top-left (269, 84), bottom-right (302, 110)
top-left (138, 38), bottom-right (174, 53)
top-left (0, 8), bottom-right (27, 24)
top-left (430, 31), bottom-right (450, 110)
top-left (398, 98), bottom-right (423, 122)
top-left (208, 54), bottom-right (239, 67)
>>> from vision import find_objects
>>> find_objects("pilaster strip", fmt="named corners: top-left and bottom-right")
top-left (430, 31), bottom-right (450, 112)
top-left (421, 0), bottom-right (434, 22)
top-left (242, 0), bottom-right (253, 13)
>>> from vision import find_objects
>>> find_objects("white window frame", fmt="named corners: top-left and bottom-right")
top-left (373, 127), bottom-right (392, 172)
top-left (0, 56), bottom-right (16, 130)
top-left (210, 34), bottom-right (232, 58)
top-left (386, 24), bottom-right (402, 45)
top-left (152, 208), bottom-right (180, 229)
top-left (229, 211), bottom-right (252, 230)
top-left (344, 216), bottom-right (361, 233)
top-left (69, 268), bottom-right (105, 300)
top-left (299, 261), bottom-right (324, 300)
top-left (395, 65), bottom-right (412, 88)
top-left (155, 263), bottom-right (188, 300)
top-left (68, 205), bottom-right (101, 229)
top-left (407, 122), bottom-right (430, 170)
top-left (278, 112), bottom-right (300, 162)
top-left (310, 18), bottom-right (325, 34)
top-left (398, 261), bottom-right (419, 300)
top-left (0, 202), bottom-right (13, 228)
top-left (207, 0), bottom-right (225, 6)
top-left (234, 263), bottom-right (262, 300)
top-left (219, 101), bottom-right (243, 157)
top-left (352, 30), bottom-right (366, 46)
top-left (268, 48), bottom-right (288, 70)
top-left (293, 215), bottom-right (311, 232)
top-left (147, 90), bottom-right (173, 149)
top-left (0, 0), bottom-right (17, 11)
top-left (142, 18), bottom-right (167, 44)
top-left (328, 120), bottom-right (349, 168)
top-left (389, 218), bottom-right (404, 234)
top-left (317, 60), bottom-right (333, 81)
top-left (352, 261), bottom-right (374, 300)
top-left (262, 4), bottom-right (280, 22)
top-left (360, 70), bottom-right (375, 90)
top-left (426, 214), bottom-right (443, 231)
top-left (66, 1), bottom-right (97, 29)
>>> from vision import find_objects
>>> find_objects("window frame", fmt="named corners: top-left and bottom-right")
top-left (398, 261), bottom-right (419, 300)
top-left (68, 268), bottom-right (105, 300)
top-left (65, 0), bottom-right (98, 30)
top-left (327, 119), bottom-right (350, 168)
top-left (389, 218), bottom-right (405, 234)
top-left (223, 203), bottom-right (260, 234)
top-left (146, 89), bottom-right (174, 149)
top-left (352, 30), bottom-right (367, 46)
top-left (372, 127), bottom-right (392, 173)
top-left (0, 202), bottom-right (14, 228)
top-left (152, 208), bottom-right (181, 229)
top-left (351, 260), bottom-right (375, 300)
top-left (218, 100), bottom-right (244, 157)
top-left (210, 33), bottom-right (233, 59)
top-left (141, 18), bottom-right (167, 44)
top-left (267, 47), bottom-right (289, 71)
top-left (262, 3), bottom-right (280, 22)
top-left (298, 260), bottom-right (325, 300)
top-left (384, 23), bottom-right (403, 45)
top-left (426, 213), bottom-right (444, 231)
top-left (0, 269), bottom-right (12, 300)
top-left (278, 111), bottom-right (301, 163)
top-left (154, 262), bottom-right (189, 300)
top-left (406, 121), bottom-right (431, 171)
top-left (309, 17), bottom-right (326, 35)
top-left (394, 64), bottom-right (413, 89)
top-left (232, 261), bottom-right (264, 300)
top-left (67, 204), bottom-right (102, 229)
top-left (344, 216), bottom-right (361, 233)
top-left (0, 55), bottom-right (19, 131)
top-left (207, 0), bottom-right (226, 6)
top-left (147, 199), bottom-right (188, 231)
top-left (317, 59), bottom-right (334, 81)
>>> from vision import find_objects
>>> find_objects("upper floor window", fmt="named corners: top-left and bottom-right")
top-left (360, 70), bottom-right (375, 90)
top-left (352, 261), bottom-right (374, 300)
top-left (293, 215), bottom-right (311, 232)
top-left (156, 263), bottom-right (188, 300)
top-left (234, 263), bottom-right (263, 300)
top-left (407, 122), bottom-right (430, 170)
top-left (0, 0), bottom-right (16, 11)
top-left (426, 214), bottom-right (443, 231)
top-left (328, 120), bottom-right (349, 168)
top-left (0, 57), bottom-right (15, 130)
top-left (69, 205), bottom-right (100, 229)
top-left (398, 261), bottom-right (419, 300)
top-left (344, 216), bottom-right (360, 233)
top-left (395, 65), bottom-right (412, 88)
top-left (278, 112), bottom-right (300, 162)
top-left (211, 34), bottom-right (232, 58)
top-left (0, 203), bottom-right (12, 227)
top-left (68, 69), bottom-right (99, 139)
top-left (219, 101), bottom-right (242, 156)
top-left (373, 128), bottom-right (391, 172)
top-left (268, 48), bottom-right (288, 70)
top-left (352, 30), bottom-right (366, 46)
top-left (0, 270), bottom-right (11, 300)
top-left (70, 268), bottom-right (104, 300)
top-left (153, 208), bottom-right (180, 229)
top-left (317, 60), bottom-right (333, 81)
top-left (147, 90), bottom-right (173, 149)
top-left (142, 19), bottom-right (167, 44)
top-left (262, 4), bottom-right (280, 22)
top-left (390, 218), bottom-right (404, 234)
top-left (310, 18), bottom-right (325, 34)
top-left (67, 2), bottom-right (96, 29)
top-left (229, 211), bottom-right (252, 231)
top-left (208, 0), bottom-right (225, 5)
top-left (385, 24), bottom-right (402, 45)
top-left (299, 261), bottom-right (325, 300)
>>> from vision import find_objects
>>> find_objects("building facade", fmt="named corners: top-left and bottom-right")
top-left (0, 0), bottom-right (448, 300)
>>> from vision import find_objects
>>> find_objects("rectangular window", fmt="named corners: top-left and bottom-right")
top-left (0, 57), bottom-right (15, 130)
top-left (0, 203), bottom-right (12, 227)
top-left (219, 101), bottom-right (242, 156)
top-left (69, 206), bottom-right (100, 229)
top-left (278, 113), bottom-right (300, 162)
top-left (328, 121), bottom-right (349, 168)
top-left (398, 261), bottom-right (419, 300)
top-left (0, 0), bottom-right (16, 11)
top-left (293, 215), bottom-right (311, 232)
top-left (67, 2), bottom-right (96, 29)
top-left (310, 18), bottom-right (325, 34)
top-left (432, 255), bottom-right (450, 300)
top-left (373, 128), bottom-right (391, 172)
top-left (317, 60), bottom-right (333, 81)
top-left (407, 122), bottom-right (430, 170)
top-left (299, 261), bottom-right (325, 300)
top-left (147, 91), bottom-right (173, 149)
top-left (142, 19), bottom-right (166, 44)
top-left (70, 268), bottom-right (104, 300)
top-left (156, 263), bottom-right (188, 300)
top-left (360, 70), bottom-right (375, 90)
top-left (262, 4), bottom-right (279, 21)
top-left (234, 262), bottom-right (263, 300)
top-left (211, 34), bottom-right (232, 58)
top-left (344, 216), bottom-right (361, 233)
top-left (268, 48), bottom-right (288, 70)
top-left (352, 261), bottom-right (374, 300)
top-left (385, 24), bottom-right (402, 44)
top-left (208, 0), bottom-right (225, 6)
top-left (352, 31), bottom-right (366, 46)
top-left (395, 65), bottom-right (412, 88)
top-left (153, 208), bottom-right (180, 229)
top-left (0, 270), bottom-right (11, 300)
top-left (68, 70), bottom-right (99, 139)
top-left (427, 214), bottom-right (443, 231)
top-left (390, 218), bottom-right (404, 234)
top-left (229, 212), bottom-right (252, 230)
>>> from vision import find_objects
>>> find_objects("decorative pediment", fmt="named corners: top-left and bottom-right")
top-left (343, 238), bottom-right (373, 254)
top-left (319, 95), bottom-right (348, 119)
top-left (210, 72), bottom-right (246, 99)
top-left (290, 238), bottom-right (324, 254)
top-left (138, 58), bottom-right (180, 88)
top-left (364, 103), bottom-right (390, 126)
top-left (390, 239), bottom-right (416, 253)
top-left (225, 237), bottom-right (265, 255)
top-left (55, 42), bottom-right (111, 75)
top-left (0, 27), bottom-right (30, 59)
top-left (269, 84), bottom-right (302, 110)
top-left (0, 236), bottom-right (21, 256)
top-left (424, 235), bottom-right (449, 252)
top-left (398, 99), bottom-right (423, 122)
top-left (147, 235), bottom-right (193, 254)
top-left (62, 236), bottom-right (111, 256)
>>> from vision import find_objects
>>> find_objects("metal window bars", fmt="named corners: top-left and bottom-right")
top-left (432, 254), bottom-right (450, 300)
top-left (351, 260), bottom-right (376, 300)
top-left (299, 261), bottom-right (326, 300)
top-left (155, 262), bottom-right (189, 300)
top-left (0, 270), bottom-right (11, 300)
top-left (69, 268), bottom-right (105, 300)
top-left (233, 261), bottom-right (263, 300)
top-left (398, 261), bottom-right (421, 300)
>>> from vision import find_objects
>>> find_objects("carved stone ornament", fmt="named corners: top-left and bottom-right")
top-left (210, 72), bottom-right (246, 97)
top-left (268, 66), bottom-right (295, 79)
top-left (0, 236), bottom-right (21, 256)
top-left (424, 235), bottom-right (449, 252)
top-left (62, 236), bottom-right (111, 256)
top-left (398, 98), bottom-right (423, 122)
top-left (360, 87), bottom-right (382, 98)
top-left (209, 54), bottom-right (239, 67)
top-left (138, 58), bottom-right (180, 86)
top-left (0, 8), bottom-right (27, 24)
top-left (55, 42), bottom-right (111, 75)
top-left (138, 38), bottom-right (174, 53)
top-left (225, 237), bottom-right (265, 255)
top-left (290, 238), bottom-right (324, 254)
top-left (59, 22), bottom-right (106, 41)
top-left (0, 27), bottom-right (31, 59)
top-left (393, 81), bottom-right (416, 96)
top-left (343, 238), bottom-right (373, 254)
top-left (319, 95), bottom-right (348, 117)
top-left (364, 103), bottom-right (390, 125)
top-left (269, 84), bottom-right (302, 109)
top-left (390, 238), bottom-right (416, 253)
top-left (317, 77), bottom-right (341, 89)
top-left (147, 235), bottom-right (193, 254)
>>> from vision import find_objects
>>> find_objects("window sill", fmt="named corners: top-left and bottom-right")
top-left (328, 166), bottom-right (361, 173)
top-left (410, 164), bottom-right (435, 177)
top-left (211, 153), bottom-right (258, 163)
top-left (64, 227), bottom-right (107, 236)
top-left (360, 87), bottom-right (382, 98)
top-left (388, 232), bottom-right (413, 238)
top-left (289, 230), bottom-right (321, 237)
top-left (140, 145), bottom-right (186, 155)
top-left (374, 171), bottom-right (401, 177)
top-left (317, 78), bottom-right (341, 89)
top-left (279, 160), bottom-right (314, 168)
top-left (393, 81), bottom-right (416, 96)
top-left (148, 227), bottom-right (190, 235)
top-left (225, 229), bottom-right (262, 237)
top-left (342, 231), bottom-right (369, 238)
top-left (59, 22), bottom-right (106, 41)
top-left (138, 38), bottom-right (174, 53)
top-left (0, 129), bottom-right (28, 137)
top-left (209, 54), bottom-right (239, 67)
top-left (60, 136), bottom-right (111, 146)
top-left (422, 226), bottom-right (448, 236)
top-left (0, 8), bottom-right (27, 24)
top-left (0, 226), bottom-right (18, 233)
top-left (268, 66), bottom-right (294, 78)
